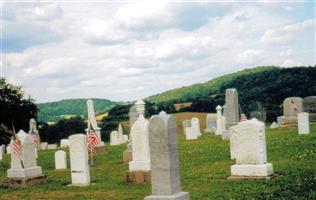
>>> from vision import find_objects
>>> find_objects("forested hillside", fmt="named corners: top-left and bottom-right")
top-left (37, 98), bottom-right (116, 122)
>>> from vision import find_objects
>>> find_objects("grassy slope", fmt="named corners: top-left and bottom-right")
top-left (0, 123), bottom-right (315, 199)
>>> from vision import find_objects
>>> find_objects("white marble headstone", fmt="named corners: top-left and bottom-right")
top-left (55, 150), bottom-right (67, 169)
top-left (191, 117), bottom-right (201, 137)
top-left (60, 139), bottom-right (69, 148)
top-left (110, 131), bottom-right (119, 146)
top-left (298, 112), bottom-right (310, 134)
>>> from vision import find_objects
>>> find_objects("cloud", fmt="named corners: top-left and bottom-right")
top-left (237, 49), bottom-right (264, 65)
top-left (32, 3), bottom-right (63, 21)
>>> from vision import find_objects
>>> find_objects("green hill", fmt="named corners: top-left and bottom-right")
top-left (37, 98), bottom-right (116, 122)
top-left (148, 66), bottom-right (316, 121)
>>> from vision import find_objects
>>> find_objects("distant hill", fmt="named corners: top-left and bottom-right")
top-left (148, 66), bottom-right (316, 121)
top-left (37, 98), bottom-right (116, 122)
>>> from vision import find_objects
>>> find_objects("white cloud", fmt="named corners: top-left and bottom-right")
top-left (237, 49), bottom-right (264, 65)
top-left (32, 3), bottom-right (63, 21)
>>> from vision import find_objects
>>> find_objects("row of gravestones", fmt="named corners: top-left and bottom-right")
top-left (110, 124), bottom-right (129, 145)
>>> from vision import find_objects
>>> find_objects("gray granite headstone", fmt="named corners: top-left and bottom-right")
top-left (225, 88), bottom-right (239, 129)
top-left (303, 96), bottom-right (316, 122)
top-left (145, 111), bottom-right (189, 200)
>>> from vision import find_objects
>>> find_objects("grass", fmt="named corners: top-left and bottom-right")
top-left (0, 120), bottom-right (315, 199)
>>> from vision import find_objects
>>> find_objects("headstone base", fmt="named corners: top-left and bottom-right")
top-left (124, 170), bottom-right (151, 184)
top-left (278, 116), bottom-right (298, 127)
top-left (3, 175), bottom-right (46, 188)
top-left (231, 163), bottom-right (273, 177)
top-left (123, 150), bottom-right (132, 164)
top-left (129, 160), bottom-right (150, 171)
top-left (7, 166), bottom-right (42, 178)
top-left (145, 192), bottom-right (190, 200)
top-left (222, 130), bottom-right (230, 140)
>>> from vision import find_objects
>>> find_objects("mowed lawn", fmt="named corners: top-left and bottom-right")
top-left (0, 123), bottom-right (316, 199)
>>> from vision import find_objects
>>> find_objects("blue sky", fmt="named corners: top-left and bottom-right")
top-left (2, 0), bottom-right (315, 103)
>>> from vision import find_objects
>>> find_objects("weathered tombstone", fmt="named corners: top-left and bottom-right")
top-left (270, 122), bottom-right (278, 129)
top-left (191, 117), bottom-right (201, 137)
top-left (125, 100), bottom-right (151, 184)
top-left (215, 105), bottom-right (223, 136)
top-left (185, 126), bottom-right (198, 140)
top-left (145, 111), bottom-right (189, 200)
top-left (28, 118), bottom-right (40, 156)
top-left (60, 139), bottom-right (69, 148)
top-left (124, 105), bottom-right (139, 165)
top-left (47, 144), bottom-right (58, 149)
top-left (69, 134), bottom-right (90, 186)
top-left (182, 120), bottom-right (191, 135)
top-left (204, 113), bottom-right (217, 133)
top-left (279, 97), bottom-right (303, 127)
top-left (225, 88), bottom-right (239, 130)
top-left (303, 96), bottom-right (316, 122)
top-left (0, 144), bottom-right (5, 161)
top-left (298, 112), bottom-right (310, 135)
top-left (110, 131), bottom-right (119, 146)
top-left (250, 102), bottom-right (267, 122)
top-left (6, 145), bottom-right (11, 154)
top-left (86, 99), bottom-right (102, 141)
top-left (118, 124), bottom-right (126, 144)
top-left (40, 142), bottom-right (48, 150)
top-left (6, 130), bottom-right (45, 187)
top-left (129, 105), bottom-right (139, 128)
top-left (55, 150), bottom-right (67, 170)
top-left (229, 119), bottom-right (273, 178)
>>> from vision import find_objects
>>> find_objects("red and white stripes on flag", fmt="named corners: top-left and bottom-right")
top-left (12, 136), bottom-right (22, 155)
top-left (240, 114), bottom-right (248, 122)
top-left (87, 130), bottom-right (101, 151)
top-left (30, 134), bottom-right (40, 142)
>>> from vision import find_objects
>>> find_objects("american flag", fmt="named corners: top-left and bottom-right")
top-left (240, 114), bottom-right (248, 122)
top-left (87, 121), bottom-right (101, 151)
top-left (30, 134), bottom-right (40, 142)
top-left (12, 132), bottom-right (22, 155)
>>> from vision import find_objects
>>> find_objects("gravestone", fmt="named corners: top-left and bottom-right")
top-left (6, 145), bottom-right (11, 154)
top-left (279, 97), bottom-right (303, 127)
top-left (40, 142), bottom-right (48, 150)
top-left (298, 112), bottom-right (310, 135)
top-left (303, 96), bottom-right (316, 122)
top-left (55, 150), bottom-right (67, 169)
top-left (270, 122), bottom-right (278, 129)
top-left (47, 144), bottom-right (57, 149)
top-left (28, 118), bottom-right (40, 156)
top-left (182, 120), bottom-right (191, 135)
top-left (6, 130), bottom-right (45, 187)
top-left (69, 134), bottom-right (90, 186)
top-left (0, 145), bottom-right (4, 161)
top-left (145, 111), bottom-right (189, 200)
top-left (185, 126), bottom-right (198, 140)
top-left (229, 119), bottom-right (273, 177)
top-left (191, 117), bottom-right (201, 137)
top-left (118, 124), bottom-right (127, 144)
top-left (215, 105), bottom-right (223, 136)
top-left (129, 105), bottom-right (139, 128)
top-left (125, 100), bottom-right (151, 184)
top-left (225, 88), bottom-right (239, 130)
top-left (60, 139), bottom-right (69, 148)
top-left (110, 131), bottom-right (119, 146)
top-left (86, 99), bottom-right (102, 141)
top-left (205, 113), bottom-right (217, 133)
top-left (250, 111), bottom-right (267, 122)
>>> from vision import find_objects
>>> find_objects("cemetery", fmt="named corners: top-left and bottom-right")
top-left (1, 2), bottom-right (316, 200)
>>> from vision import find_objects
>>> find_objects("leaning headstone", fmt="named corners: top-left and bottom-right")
top-left (60, 139), bottom-right (69, 148)
top-left (40, 142), bottom-right (48, 150)
top-left (215, 105), bottom-right (223, 136)
top-left (279, 97), bottom-right (303, 127)
top-left (225, 88), bottom-right (239, 130)
top-left (191, 117), bottom-right (201, 137)
top-left (270, 122), bottom-right (278, 129)
top-left (55, 150), bottom-right (67, 170)
top-left (110, 131), bottom-right (119, 146)
top-left (303, 96), bottom-right (316, 122)
top-left (125, 99), bottom-right (151, 184)
top-left (298, 112), bottom-right (310, 135)
top-left (145, 111), bottom-right (189, 200)
top-left (86, 99), bottom-right (102, 141)
top-left (69, 134), bottom-right (90, 186)
top-left (5, 130), bottom-right (45, 187)
top-left (204, 113), bottom-right (217, 132)
top-left (182, 120), bottom-right (191, 135)
top-left (229, 119), bottom-right (273, 178)
top-left (47, 144), bottom-right (58, 149)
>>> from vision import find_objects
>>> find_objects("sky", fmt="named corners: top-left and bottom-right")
top-left (2, 0), bottom-right (315, 103)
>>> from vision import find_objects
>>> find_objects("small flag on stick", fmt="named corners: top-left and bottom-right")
top-left (11, 124), bottom-right (22, 155)
top-left (87, 120), bottom-right (101, 151)
top-left (240, 114), bottom-right (247, 122)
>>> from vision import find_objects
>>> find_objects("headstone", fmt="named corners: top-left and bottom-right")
top-left (303, 96), bottom-right (316, 122)
top-left (123, 135), bottom-right (128, 143)
top-left (270, 122), bottom-right (278, 129)
top-left (40, 142), bottom-right (48, 150)
top-left (215, 105), bottom-right (223, 136)
top-left (7, 130), bottom-right (44, 182)
top-left (145, 111), bottom-right (189, 200)
top-left (28, 118), bottom-right (40, 156)
top-left (55, 150), bottom-right (67, 169)
top-left (69, 134), bottom-right (90, 186)
top-left (225, 88), bottom-right (239, 130)
top-left (0, 144), bottom-right (5, 160)
top-left (129, 105), bottom-right (139, 128)
top-left (185, 126), bottom-right (198, 140)
top-left (118, 124), bottom-right (126, 144)
top-left (205, 113), bottom-right (217, 132)
top-left (229, 119), bottom-right (273, 177)
top-left (182, 120), bottom-right (191, 135)
top-left (279, 97), bottom-right (303, 127)
top-left (298, 112), bottom-right (310, 135)
top-left (47, 144), bottom-right (58, 149)
top-left (6, 145), bottom-right (11, 154)
top-left (191, 117), bottom-right (201, 137)
top-left (250, 102), bottom-right (267, 122)
top-left (110, 131), bottom-right (119, 146)
top-left (86, 99), bottom-right (102, 141)
top-left (60, 139), bottom-right (69, 148)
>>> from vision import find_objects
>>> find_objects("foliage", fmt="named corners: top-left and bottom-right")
top-left (0, 78), bottom-right (37, 144)
top-left (0, 121), bottom-right (315, 199)
top-left (38, 116), bottom-right (86, 144)
top-left (37, 98), bottom-right (116, 122)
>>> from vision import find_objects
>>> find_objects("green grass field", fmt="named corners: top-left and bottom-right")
top-left (0, 125), bottom-right (316, 200)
